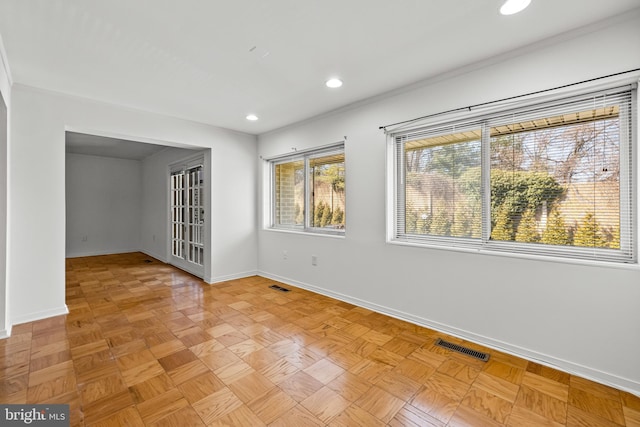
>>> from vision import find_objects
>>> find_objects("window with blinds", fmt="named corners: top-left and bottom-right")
top-left (392, 85), bottom-right (636, 263)
top-left (270, 144), bottom-right (345, 235)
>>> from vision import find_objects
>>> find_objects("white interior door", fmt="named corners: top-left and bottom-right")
top-left (170, 158), bottom-right (205, 277)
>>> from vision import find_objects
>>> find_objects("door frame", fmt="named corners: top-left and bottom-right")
top-left (167, 152), bottom-right (209, 279)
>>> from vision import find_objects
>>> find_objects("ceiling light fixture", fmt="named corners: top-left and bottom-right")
top-left (325, 78), bottom-right (343, 88)
top-left (246, 114), bottom-right (259, 121)
top-left (500, 0), bottom-right (531, 15)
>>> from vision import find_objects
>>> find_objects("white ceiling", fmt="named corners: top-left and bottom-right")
top-left (1, 1), bottom-right (640, 135)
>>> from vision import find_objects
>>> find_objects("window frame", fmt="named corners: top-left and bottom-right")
top-left (388, 82), bottom-right (638, 265)
top-left (267, 143), bottom-right (346, 236)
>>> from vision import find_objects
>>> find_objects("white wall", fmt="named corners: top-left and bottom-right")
top-left (140, 146), bottom-right (203, 262)
top-left (65, 153), bottom-right (142, 257)
top-left (257, 12), bottom-right (640, 394)
top-left (0, 32), bottom-right (10, 337)
top-left (8, 84), bottom-right (258, 325)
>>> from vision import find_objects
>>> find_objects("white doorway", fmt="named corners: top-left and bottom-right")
top-left (169, 156), bottom-right (205, 278)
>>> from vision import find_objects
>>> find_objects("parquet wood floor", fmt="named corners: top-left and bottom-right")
top-left (1, 252), bottom-right (639, 426)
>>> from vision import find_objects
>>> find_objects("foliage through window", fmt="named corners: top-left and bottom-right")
top-left (392, 85), bottom-right (636, 263)
top-left (271, 145), bottom-right (345, 234)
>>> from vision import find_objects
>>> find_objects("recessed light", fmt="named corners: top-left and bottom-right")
top-left (500, 0), bottom-right (531, 15)
top-left (246, 114), bottom-right (259, 121)
top-left (325, 78), bottom-right (343, 88)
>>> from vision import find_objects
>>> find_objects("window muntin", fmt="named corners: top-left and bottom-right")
top-left (270, 145), bottom-right (345, 234)
top-left (393, 86), bottom-right (635, 263)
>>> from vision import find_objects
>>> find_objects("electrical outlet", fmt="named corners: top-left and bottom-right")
top-left (153, 234), bottom-right (156, 241)
top-left (283, 250), bottom-right (288, 260)
top-left (82, 235), bottom-right (88, 242)
top-left (311, 255), bottom-right (318, 266)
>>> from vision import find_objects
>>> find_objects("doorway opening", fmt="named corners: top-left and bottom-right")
top-left (65, 131), bottom-right (209, 279)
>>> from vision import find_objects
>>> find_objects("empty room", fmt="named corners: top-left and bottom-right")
top-left (1, 1), bottom-right (639, 426)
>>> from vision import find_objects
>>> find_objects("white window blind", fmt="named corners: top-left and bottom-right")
top-left (392, 84), bottom-right (636, 263)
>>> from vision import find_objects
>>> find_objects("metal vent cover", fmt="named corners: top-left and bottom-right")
top-left (435, 338), bottom-right (490, 362)
top-left (269, 284), bottom-right (291, 292)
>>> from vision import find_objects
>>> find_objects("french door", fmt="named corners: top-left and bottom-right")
top-left (170, 158), bottom-right (205, 277)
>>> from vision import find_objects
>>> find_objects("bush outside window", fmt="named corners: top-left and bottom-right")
top-left (271, 145), bottom-right (345, 234)
top-left (392, 85), bottom-right (636, 263)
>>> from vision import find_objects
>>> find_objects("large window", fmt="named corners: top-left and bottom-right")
top-left (392, 85), bottom-right (636, 263)
top-left (270, 144), bottom-right (345, 234)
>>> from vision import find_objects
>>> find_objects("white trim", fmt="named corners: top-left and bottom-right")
top-left (0, 324), bottom-right (11, 339)
top-left (387, 239), bottom-right (640, 271)
top-left (66, 249), bottom-right (141, 258)
top-left (259, 270), bottom-right (640, 397)
top-left (11, 305), bottom-right (69, 326)
top-left (207, 270), bottom-right (259, 285)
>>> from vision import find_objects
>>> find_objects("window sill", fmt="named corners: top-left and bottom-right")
top-left (388, 238), bottom-right (639, 271)
top-left (264, 227), bottom-right (346, 239)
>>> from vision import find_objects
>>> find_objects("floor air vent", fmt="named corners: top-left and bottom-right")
top-left (269, 284), bottom-right (291, 292)
top-left (143, 259), bottom-right (153, 264)
top-left (435, 338), bottom-right (490, 362)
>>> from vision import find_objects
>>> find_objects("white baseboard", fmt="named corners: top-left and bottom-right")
top-left (11, 305), bottom-right (69, 326)
top-left (207, 270), bottom-right (259, 285)
top-left (259, 271), bottom-right (640, 397)
top-left (0, 325), bottom-right (11, 339)
top-left (66, 249), bottom-right (140, 258)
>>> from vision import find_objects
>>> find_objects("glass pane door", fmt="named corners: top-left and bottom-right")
top-left (170, 162), bottom-right (205, 276)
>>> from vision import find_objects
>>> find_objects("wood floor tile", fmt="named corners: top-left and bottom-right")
top-left (27, 373), bottom-right (77, 403)
top-left (177, 371), bottom-right (226, 404)
top-left (410, 385), bottom-right (460, 424)
top-left (484, 359), bottom-right (525, 385)
top-left (2, 253), bottom-right (635, 427)
top-left (79, 372), bottom-right (127, 405)
top-left (136, 389), bottom-right (190, 425)
top-left (150, 339), bottom-right (187, 359)
top-left (516, 385), bottom-right (568, 424)
top-left (507, 404), bottom-right (564, 427)
top-left (270, 405), bottom-right (324, 427)
top-left (278, 371), bottom-right (325, 402)
top-left (227, 371), bottom-right (275, 403)
top-left (303, 358), bottom-right (345, 384)
top-left (148, 406), bottom-right (205, 427)
top-left (374, 370), bottom-right (421, 401)
top-left (128, 373), bottom-right (175, 403)
top-left (523, 371), bottom-right (570, 402)
top-left (83, 389), bottom-right (135, 425)
top-left (624, 406), bottom-right (640, 426)
top-left (565, 404), bottom-right (623, 427)
top-left (355, 385), bottom-right (406, 423)
top-left (527, 362), bottom-right (571, 385)
top-left (192, 387), bottom-right (244, 424)
top-left (449, 403), bottom-right (506, 427)
top-left (208, 404), bottom-right (265, 427)
top-left (166, 359), bottom-right (209, 385)
top-left (259, 357), bottom-right (300, 384)
top-left (622, 391), bottom-right (640, 411)
top-left (474, 371), bottom-right (521, 403)
top-left (460, 386), bottom-right (513, 424)
top-left (300, 386), bottom-right (350, 423)
top-left (121, 360), bottom-right (166, 387)
top-left (88, 405), bottom-right (145, 427)
top-left (248, 387), bottom-right (297, 424)
top-left (388, 404), bottom-right (445, 427)
top-left (567, 386), bottom-right (625, 424)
